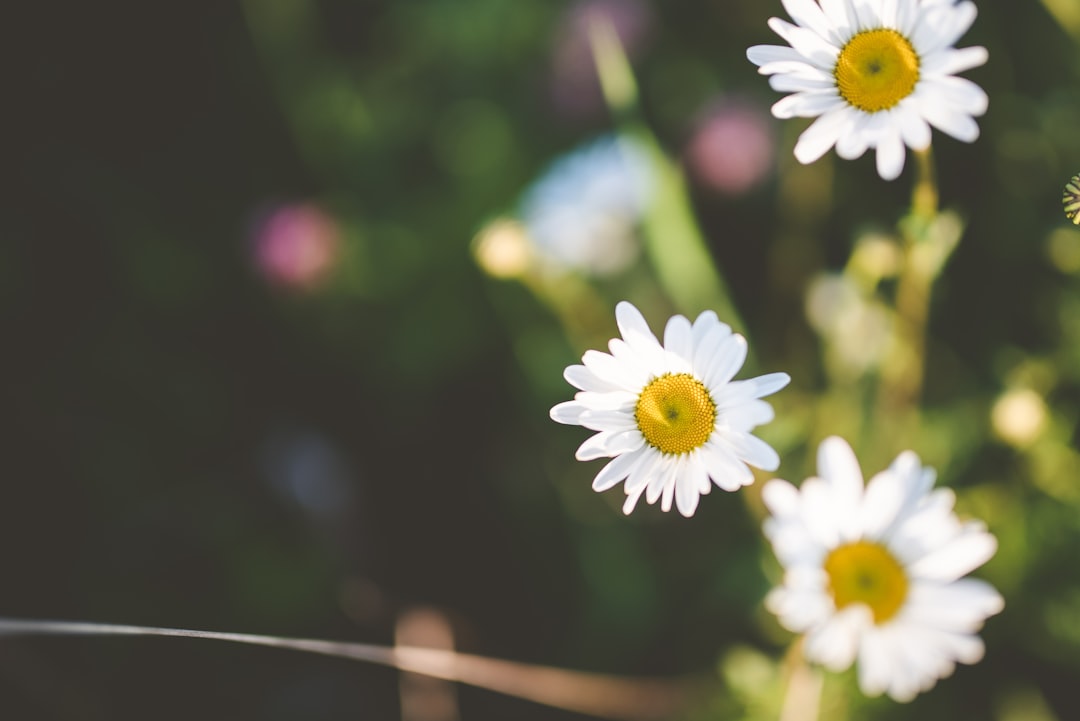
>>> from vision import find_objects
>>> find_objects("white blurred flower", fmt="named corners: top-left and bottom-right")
top-left (519, 135), bottom-right (652, 276)
top-left (550, 301), bottom-right (790, 517)
top-left (747, 0), bottom-right (989, 180)
top-left (763, 437), bottom-right (1003, 702)
top-left (805, 272), bottom-right (892, 376)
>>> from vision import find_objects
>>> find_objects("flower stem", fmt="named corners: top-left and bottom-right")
top-left (779, 639), bottom-right (823, 721)
top-left (875, 147), bottom-right (941, 447)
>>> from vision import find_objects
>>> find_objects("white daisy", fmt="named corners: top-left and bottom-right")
top-left (763, 436), bottom-right (1003, 702)
top-left (550, 301), bottom-right (790, 517)
top-left (747, 0), bottom-right (989, 180)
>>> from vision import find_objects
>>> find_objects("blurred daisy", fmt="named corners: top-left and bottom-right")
top-left (747, 0), bottom-right (989, 180)
top-left (519, 134), bottom-right (653, 276)
top-left (1063, 173), bottom-right (1080, 225)
top-left (763, 437), bottom-right (1003, 702)
top-left (550, 302), bottom-right (790, 517)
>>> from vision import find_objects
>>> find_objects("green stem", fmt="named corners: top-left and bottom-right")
top-left (875, 147), bottom-right (940, 448)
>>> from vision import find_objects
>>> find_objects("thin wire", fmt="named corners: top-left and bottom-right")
top-left (0, 618), bottom-right (695, 721)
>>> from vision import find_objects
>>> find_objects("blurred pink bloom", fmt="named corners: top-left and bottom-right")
top-left (252, 203), bottom-right (341, 290)
top-left (685, 100), bottom-right (775, 196)
top-left (549, 0), bottom-right (651, 118)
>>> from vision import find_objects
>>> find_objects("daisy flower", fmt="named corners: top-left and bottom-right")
top-left (519, 134), bottom-right (653, 276)
top-left (747, 0), bottom-right (989, 180)
top-left (550, 301), bottom-right (790, 517)
top-left (763, 436), bottom-right (1003, 702)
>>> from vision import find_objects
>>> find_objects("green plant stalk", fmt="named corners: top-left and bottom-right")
top-left (588, 17), bottom-right (744, 335)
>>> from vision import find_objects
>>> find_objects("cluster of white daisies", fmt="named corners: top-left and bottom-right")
top-left (549, 0), bottom-right (999, 703)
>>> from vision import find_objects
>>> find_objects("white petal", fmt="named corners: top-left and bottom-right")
top-left (895, 103), bottom-right (932, 150)
top-left (911, 1), bottom-right (977, 56)
top-left (575, 429), bottom-right (644, 461)
top-left (623, 482), bottom-right (647, 514)
top-left (793, 107), bottom-right (850, 163)
top-left (747, 372), bottom-right (792, 398)
top-left (691, 309), bottom-right (729, 348)
top-left (894, 0), bottom-right (918, 35)
top-left (726, 431), bottom-right (781, 471)
top-left (906, 527), bottom-right (997, 581)
top-left (725, 399), bottom-right (776, 430)
top-left (663, 314), bottom-right (694, 362)
top-left (851, 0), bottom-right (880, 30)
top-left (800, 478), bottom-right (841, 547)
top-left (564, 364), bottom-right (621, 392)
top-left (772, 90), bottom-right (844, 120)
top-left (820, 0), bottom-right (856, 39)
top-left (902, 578), bottom-right (1004, 631)
top-left (922, 75), bottom-right (989, 116)
top-left (770, 73), bottom-right (836, 93)
top-left (805, 605), bottom-right (871, 671)
top-left (860, 467), bottom-right (907, 538)
top-left (762, 478), bottom-right (800, 517)
top-left (579, 408), bottom-right (638, 432)
top-left (921, 46), bottom-right (988, 76)
top-left (836, 109), bottom-right (872, 159)
top-left (767, 17), bottom-right (841, 69)
top-left (817, 436), bottom-right (864, 497)
top-left (857, 625), bottom-right (895, 697)
top-left (874, 127), bottom-right (907, 181)
top-left (582, 349), bottom-right (646, 390)
top-left (677, 460), bottom-right (707, 517)
top-left (550, 400), bottom-right (587, 425)
top-left (614, 301), bottom-right (662, 358)
top-left (646, 457), bottom-right (677, 505)
top-left (782, 0), bottom-right (841, 44)
top-left (591, 447), bottom-right (646, 491)
top-left (660, 460), bottom-right (679, 512)
top-left (747, 43), bottom-right (806, 69)
top-left (703, 443), bottom-right (754, 491)
top-left (916, 91), bottom-right (981, 142)
top-left (703, 334), bottom-right (748, 389)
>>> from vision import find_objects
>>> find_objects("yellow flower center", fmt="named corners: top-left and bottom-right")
top-left (835, 29), bottom-right (920, 113)
top-left (634, 373), bottom-right (716, 455)
top-left (824, 541), bottom-right (909, 624)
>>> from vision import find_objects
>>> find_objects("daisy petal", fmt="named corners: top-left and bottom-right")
top-left (921, 45), bottom-right (988, 76)
top-left (794, 107), bottom-right (851, 163)
top-left (550, 400), bottom-right (587, 425)
top-left (591, 447), bottom-right (645, 491)
top-left (747, 43), bottom-right (806, 69)
top-left (874, 127), bottom-right (906, 180)
top-left (575, 429), bottom-right (643, 461)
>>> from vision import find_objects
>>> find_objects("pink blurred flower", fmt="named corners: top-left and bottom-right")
top-left (252, 203), bottom-right (341, 290)
top-left (685, 100), bottom-right (775, 196)
top-left (549, 0), bottom-right (652, 119)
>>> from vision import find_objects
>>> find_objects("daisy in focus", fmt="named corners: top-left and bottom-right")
top-left (763, 437), bottom-right (1003, 701)
top-left (550, 301), bottom-right (790, 517)
top-left (747, 0), bottom-right (989, 180)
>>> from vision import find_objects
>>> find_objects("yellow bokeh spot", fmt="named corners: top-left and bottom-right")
top-left (824, 541), bottom-right (909, 624)
top-left (835, 29), bottom-right (920, 112)
top-left (635, 373), bottom-right (716, 455)
top-left (471, 219), bottom-right (532, 279)
top-left (991, 388), bottom-right (1048, 448)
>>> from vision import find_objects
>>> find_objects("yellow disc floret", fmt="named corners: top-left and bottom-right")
top-left (824, 541), bottom-right (909, 624)
top-left (635, 373), bottom-right (717, 455)
top-left (835, 29), bottom-right (920, 112)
